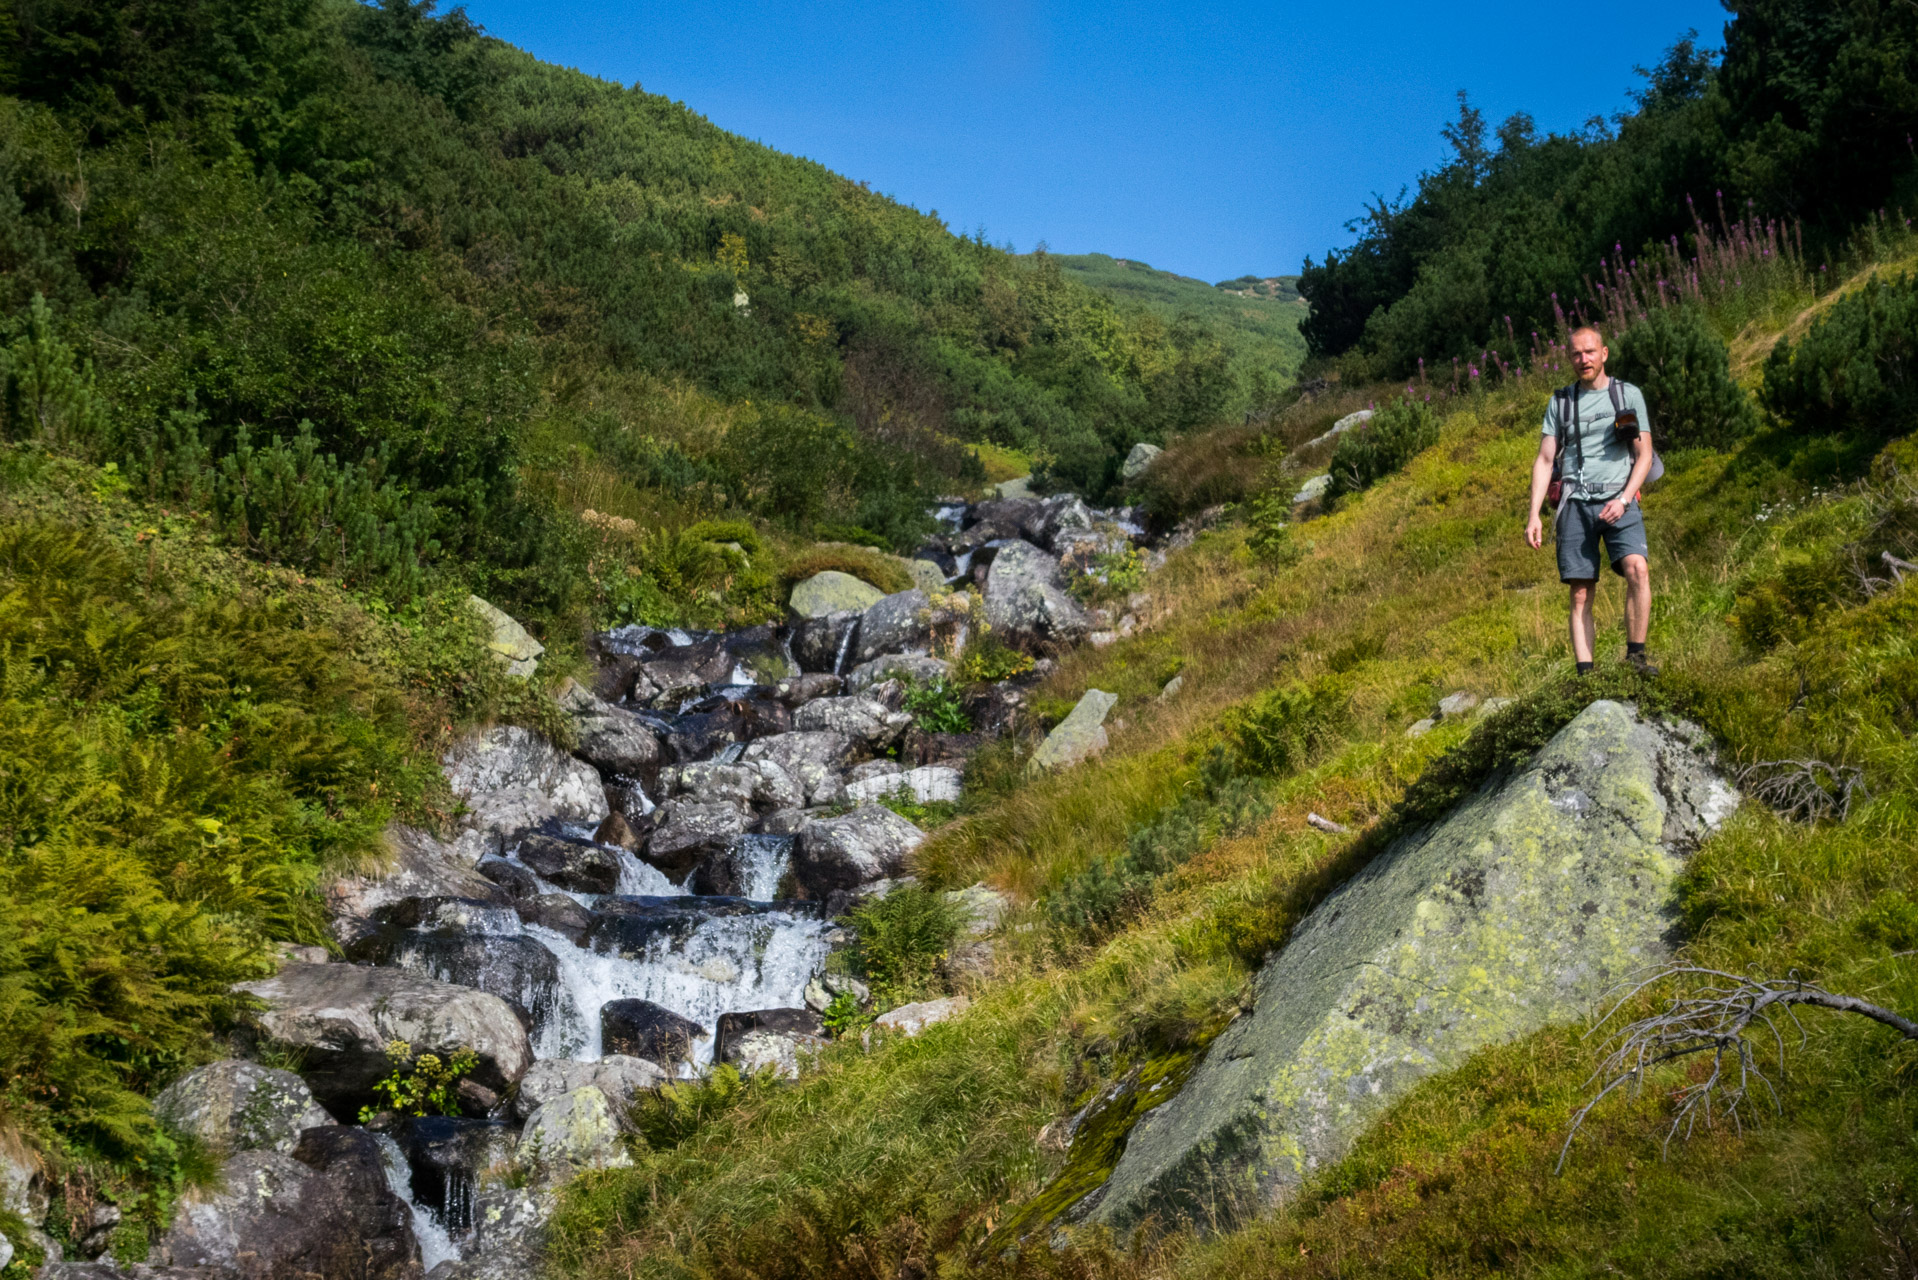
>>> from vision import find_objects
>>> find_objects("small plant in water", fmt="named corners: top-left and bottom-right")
top-left (359, 1040), bottom-right (479, 1121)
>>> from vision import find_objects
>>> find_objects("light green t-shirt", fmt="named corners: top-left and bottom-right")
top-left (1541, 379), bottom-right (1653, 502)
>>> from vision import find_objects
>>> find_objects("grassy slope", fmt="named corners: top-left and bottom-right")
top-left (550, 270), bottom-right (1918, 1278)
top-left (1042, 253), bottom-right (1309, 394)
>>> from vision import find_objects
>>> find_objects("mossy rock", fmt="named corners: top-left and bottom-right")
top-left (789, 570), bottom-right (886, 618)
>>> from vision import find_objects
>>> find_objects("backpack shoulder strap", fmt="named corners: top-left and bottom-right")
top-left (1609, 378), bottom-right (1629, 412)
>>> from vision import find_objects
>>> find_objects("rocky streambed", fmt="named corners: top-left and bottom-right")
top-left (16, 491), bottom-right (1153, 1280)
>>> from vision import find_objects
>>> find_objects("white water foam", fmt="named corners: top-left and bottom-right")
top-left (376, 1132), bottom-right (463, 1270)
top-left (613, 850), bottom-right (684, 897)
top-left (527, 910), bottom-right (834, 1064)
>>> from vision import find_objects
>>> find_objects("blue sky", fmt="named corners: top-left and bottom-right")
top-left (457, 1), bottom-right (1732, 283)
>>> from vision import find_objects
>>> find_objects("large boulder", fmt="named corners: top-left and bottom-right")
top-left (443, 727), bottom-right (609, 857)
top-left (151, 1061), bottom-right (332, 1157)
top-left (367, 932), bottom-right (563, 1046)
top-left (326, 823), bottom-right (512, 945)
top-left (556, 680), bottom-right (663, 781)
top-left (792, 805), bottom-right (925, 898)
top-left (793, 694), bottom-right (913, 747)
top-left (1028, 689), bottom-right (1118, 772)
top-left (983, 540), bottom-right (1092, 651)
top-left (741, 732), bottom-right (858, 806)
top-left (468, 595), bottom-right (543, 679)
top-left (715, 1008), bottom-right (825, 1080)
top-left (1121, 442), bottom-right (1163, 481)
top-left (659, 760), bottom-right (802, 812)
top-left (288, 1127), bottom-right (424, 1278)
top-left (514, 832), bottom-right (623, 895)
top-left (851, 589), bottom-right (931, 665)
top-left (790, 570), bottom-right (885, 618)
top-left (237, 963), bottom-right (534, 1108)
top-left (601, 999), bottom-right (709, 1069)
top-left (1087, 701), bottom-right (1740, 1235)
top-left (434, 1186), bottom-right (555, 1280)
top-left (156, 1149), bottom-right (419, 1279)
top-left (514, 1056), bottom-right (667, 1122)
top-left (390, 1116), bottom-right (518, 1234)
top-left (790, 611), bottom-right (861, 674)
top-left (845, 765), bottom-right (962, 807)
top-left (520, 1086), bottom-right (632, 1175)
top-left (642, 798), bottom-right (753, 879)
top-left (843, 653), bottom-right (949, 693)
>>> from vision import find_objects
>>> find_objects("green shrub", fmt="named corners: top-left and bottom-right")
top-left (902, 678), bottom-right (972, 735)
top-left (1231, 675), bottom-right (1353, 775)
top-left (631, 1065), bottom-right (756, 1151)
top-left (955, 627), bottom-right (1034, 683)
top-left (1762, 272), bottom-right (1918, 441)
top-left (873, 784), bottom-right (960, 830)
top-left (1612, 305), bottom-right (1759, 450)
top-left (359, 1041), bottom-right (478, 1121)
top-left (1323, 399), bottom-right (1440, 502)
top-left (842, 886), bottom-right (965, 1006)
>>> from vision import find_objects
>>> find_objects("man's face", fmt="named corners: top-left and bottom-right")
top-left (1571, 331), bottom-right (1607, 382)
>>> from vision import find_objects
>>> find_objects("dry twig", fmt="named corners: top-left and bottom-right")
top-left (1738, 758), bottom-right (1869, 823)
top-left (1558, 966), bottom-right (1918, 1173)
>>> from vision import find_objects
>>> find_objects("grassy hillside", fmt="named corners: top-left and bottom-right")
top-left (1041, 253), bottom-right (1308, 408)
top-left (544, 228), bottom-right (1918, 1278)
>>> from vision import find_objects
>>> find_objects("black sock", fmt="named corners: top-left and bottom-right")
top-left (1626, 641), bottom-right (1646, 656)
top-left (1577, 660), bottom-right (1595, 675)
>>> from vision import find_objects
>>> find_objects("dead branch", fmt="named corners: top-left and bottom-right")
top-left (1557, 966), bottom-right (1918, 1174)
top-left (1738, 758), bottom-right (1869, 823)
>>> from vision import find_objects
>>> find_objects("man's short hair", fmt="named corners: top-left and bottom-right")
top-left (1569, 324), bottom-right (1605, 344)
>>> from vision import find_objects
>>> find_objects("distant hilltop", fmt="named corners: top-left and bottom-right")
top-left (1213, 274), bottom-right (1302, 302)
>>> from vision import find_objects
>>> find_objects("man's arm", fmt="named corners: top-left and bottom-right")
top-left (1526, 434), bottom-right (1557, 549)
top-left (1601, 434), bottom-right (1656, 523)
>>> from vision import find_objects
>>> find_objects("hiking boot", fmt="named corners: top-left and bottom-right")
top-left (1625, 650), bottom-right (1660, 677)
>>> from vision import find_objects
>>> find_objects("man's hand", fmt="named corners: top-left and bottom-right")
top-left (1598, 498), bottom-right (1627, 524)
top-left (1526, 513), bottom-right (1544, 549)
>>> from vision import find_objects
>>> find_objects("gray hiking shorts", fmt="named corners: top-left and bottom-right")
top-left (1555, 497), bottom-right (1648, 582)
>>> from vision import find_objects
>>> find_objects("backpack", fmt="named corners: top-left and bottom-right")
top-left (1547, 378), bottom-right (1664, 506)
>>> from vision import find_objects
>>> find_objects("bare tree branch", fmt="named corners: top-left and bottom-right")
top-left (1557, 966), bottom-right (1918, 1174)
top-left (1738, 759), bottom-right (1869, 823)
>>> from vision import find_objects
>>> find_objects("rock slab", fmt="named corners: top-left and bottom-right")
top-left (1028, 689), bottom-right (1117, 772)
top-left (151, 1060), bottom-right (333, 1156)
top-left (1088, 700), bottom-right (1739, 1234)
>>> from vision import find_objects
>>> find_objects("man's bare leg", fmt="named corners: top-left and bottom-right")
top-left (1568, 579), bottom-right (1597, 665)
top-left (1619, 555), bottom-right (1651, 645)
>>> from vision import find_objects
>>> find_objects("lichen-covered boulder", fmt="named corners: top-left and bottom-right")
top-left (151, 1061), bottom-right (333, 1156)
top-left (715, 1009), bottom-right (826, 1080)
top-left (843, 653), bottom-right (949, 693)
top-left (793, 693), bottom-right (913, 747)
top-left (1121, 442), bottom-right (1162, 481)
top-left (851, 588), bottom-right (932, 665)
top-left (600, 999), bottom-right (709, 1069)
top-left (468, 595), bottom-right (544, 678)
top-left (1028, 689), bottom-right (1117, 772)
top-left (845, 764), bottom-right (962, 806)
top-left (514, 1055), bottom-right (667, 1121)
top-left (983, 540), bottom-right (1092, 651)
top-left (642, 798), bottom-right (753, 879)
top-left (443, 726), bottom-right (609, 857)
top-left (792, 805), bottom-right (925, 898)
top-left (741, 731), bottom-right (858, 806)
top-left (520, 1086), bottom-right (632, 1175)
top-left (556, 679), bottom-right (663, 780)
top-left (790, 570), bottom-right (886, 619)
top-left (1087, 700), bottom-right (1739, 1235)
top-left (435, 1185), bottom-right (556, 1280)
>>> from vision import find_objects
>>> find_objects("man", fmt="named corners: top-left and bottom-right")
top-left (1524, 325), bottom-right (1660, 676)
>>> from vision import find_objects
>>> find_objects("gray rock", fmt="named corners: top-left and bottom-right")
top-left (371, 932), bottom-right (563, 1047)
top-left (515, 892), bottom-right (593, 945)
top-left (477, 857), bottom-right (539, 900)
top-left (715, 1008), bottom-right (826, 1080)
top-left (1028, 689), bottom-right (1118, 772)
top-left (520, 1086), bottom-right (632, 1174)
top-left (741, 732), bottom-right (858, 805)
top-left (845, 765), bottom-right (962, 806)
top-left (757, 807), bottom-right (815, 836)
top-left (790, 570), bottom-right (885, 619)
top-left (151, 1061), bottom-right (332, 1156)
top-left (907, 559), bottom-right (947, 594)
top-left (689, 833), bottom-right (795, 899)
top-left (441, 1185), bottom-right (556, 1280)
top-left (659, 761), bottom-right (761, 807)
top-left (601, 999), bottom-right (709, 1069)
top-left (793, 694), bottom-right (913, 747)
top-left (237, 963), bottom-right (533, 1107)
top-left (642, 798), bottom-right (753, 879)
top-left (287, 1127), bottom-right (423, 1278)
top-left (0, 1232), bottom-right (9, 1271)
top-left (1088, 700), bottom-right (1741, 1235)
top-left (792, 805), bottom-right (925, 898)
top-left (1159, 674), bottom-right (1184, 700)
top-left (1300, 407), bottom-right (1374, 452)
top-left (852, 589), bottom-right (932, 665)
top-left (326, 823), bottom-right (511, 945)
top-left (514, 1056), bottom-right (667, 1121)
top-left (1404, 717), bottom-right (1437, 738)
top-left (1436, 691), bottom-right (1481, 720)
top-left (983, 540), bottom-right (1092, 652)
top-left (1480, 697), bottom-right (1514, 717)
top-left (156, 1149), bottom-right (418, 1279)
top-left (772, 672), bottom-right (844, 705)
top-left (846, 759), bottom-right (904, 784)
top-left (801, 973), bottom-right (871, 1014)
top-left (468, 595), bottom-right (543, 679)
top-left (1292, 473), bottom-right (1332, 504)
top-left (791, 611), bottom-right (861, 674)
top-left (843, 653), bottom-right (950, 693)
top-left (943, 883), bottom-right (1010, 937)
top-left (1027, 495), bottom-right (1097, 549)
top-left (514, 832), bottom-right (622, 895)
top-left (443, 727), bottom-right (609, 856)
top-left (862, 996), bottom-right (969, 1046)
top-left (1121, 442), bottom-right (1163, 481)
top-left (556, 680), bottom-right (663, 780)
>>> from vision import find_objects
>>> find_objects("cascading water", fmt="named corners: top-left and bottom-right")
top-left (831, 624), bottom-right (856, 676)
top-left (377, 1133), bottom-right (463, 1271)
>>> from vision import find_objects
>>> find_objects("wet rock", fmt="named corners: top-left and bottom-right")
top-left (772, 672), bottom-right (843, 705)
top-left (863, 996), bottom-right (969, 1045)
top-left (790, 611), bottom-right (861, 674)
top-left (843, 653), bottom-right (950, 693)
top-left (287, 1127), bottom-right (423, 1278)
top-left (984, 540), bottom-right (1092, 652)
top-left (952, 498), bottom-right (1039, 552)
top-left (520, 1086), bottom-right (632, 1175)
top-left (326, 824), bottom-right (512, 946)
top-left (794, 693), bottom-right (913, 747)
top-left (443, 727), bottom-right (609, 856)
top-left (515, 892), bottom-right (593, 945)
top-left (238, 963), bottom-right (533, 1109)
top-left (556, 680), bottom-right (664, 781)
top-left (151, 1061), bottom-right (332, 1157)
top-left (594, 811), bottom-right (641, 850)
top-left (719, 624), bottom-right (800, 684)
top-left (1028, 689), bottom-right (1118, 772)
top-left (514, 1056), bottom-right (666, 1121)
top-left (690, 833), bottom-right (795, 899)
top-left (1088, 701), bottom-right (1741, 1235)
top-left (373, 933), bottom-right (562, 1042)
top-left (514, 833), bottom-right (622, 895)
top-left (468, 595), bottom-right (543, 679)
top-left (155, 1149), bottom-right (418, 1278)
top-left (845, 765), bottom-right (961, 806)
top-left (639, 636), bottom-right (734, 692)
top-left (741, 732), bottom-right (858, 805)
top-left (643, 798), bottom-right (753, 879)
top-left (792, 805), bottom-right (925, 898)
top-left (390, 1116), bottom-right (517, 1236)
top-left (660, 708), bottom-right (749, 762)
top-left (601, 999), bottom-right (709, 1069)
top-left (441, 1185), bottom-right (555, 1280)
top-left (1122, 442), bottom-right (1163, 481)
top-left (715, 1009), bottom-right (825, 1079)
top-left (476, 856), bottom-right (539, 900)
top-left (584, 896), bottom-right (747, 957)
top-left (850, 589), bottom-right (932, 665)
top-left (790, 570), bottom-right (885, 619)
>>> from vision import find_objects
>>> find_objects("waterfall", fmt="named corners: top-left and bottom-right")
top-left (831, 622), bottom-right (857, 676)
top-left (376, 1132), bottom-right (463, 1271)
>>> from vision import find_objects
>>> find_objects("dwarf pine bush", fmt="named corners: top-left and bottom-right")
top-left (1324, 399), bottom-right (1439, 502)
top-left (1763, 273), bottom-right (1918, 441)
top-left (1612, 305), bottom-right (1758, 450)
